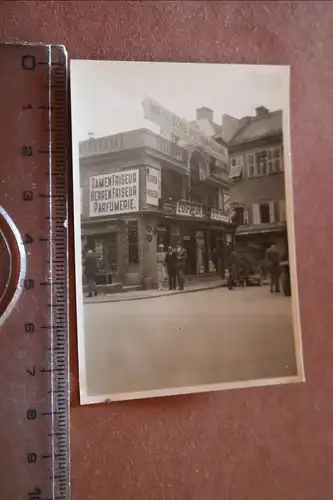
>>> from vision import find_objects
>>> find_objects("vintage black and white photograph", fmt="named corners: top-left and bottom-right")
top-left (71, 60), bottom-right (304, 404)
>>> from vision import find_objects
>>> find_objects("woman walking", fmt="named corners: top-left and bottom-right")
top-left (156, 244), bottom-right (166, 291)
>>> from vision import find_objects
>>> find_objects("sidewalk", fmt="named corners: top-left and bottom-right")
top-left (84, 277), bottom-right (226, 304)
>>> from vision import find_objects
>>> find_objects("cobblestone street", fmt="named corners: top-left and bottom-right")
top-left (82, 286), bottom-right (297, 398)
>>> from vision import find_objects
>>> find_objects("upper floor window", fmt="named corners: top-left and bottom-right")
top-left (161, 168), bottom-right (183, 201)
top-left (229, 156), bottom-right (244, 179)
top-left (231, 204), bottom-right (249, 226)
top-left (247, 154), bottom-right (255, 177)
top-left (253, 201), bottom-right (276, 224)
top-left (247, 146), bottom-right (283, 177)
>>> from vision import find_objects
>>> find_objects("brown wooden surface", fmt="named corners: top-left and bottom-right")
top-left (1, 1), bottom-right (333, 499)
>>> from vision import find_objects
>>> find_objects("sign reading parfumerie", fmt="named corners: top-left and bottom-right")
top-left (89, 169), bottom-right (139, 217)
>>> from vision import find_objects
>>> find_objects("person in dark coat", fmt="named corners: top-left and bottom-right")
top-left (265, 244), bottom-right (281, 293)
top-left (175, 242), bottom-right (187, 291)
top-left (165, 246), bottom-right (177, 291)
top-left (84, 249), bottom-right (98, 297)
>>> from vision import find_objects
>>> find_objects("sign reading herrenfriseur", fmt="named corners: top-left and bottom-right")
top-left (89, 169), bottom-right (139, 217)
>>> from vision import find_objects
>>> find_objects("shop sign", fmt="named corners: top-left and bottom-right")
top-left (210, 208), bottom-right (230, 223)
top-left (176, 200), bottom-right (203, 218)
top-left (142, 97), bottom-right (228, 163)
top-left (145, 167), bottom-right (161, 206)
top-left (89, 169), bottom-right (139, 217)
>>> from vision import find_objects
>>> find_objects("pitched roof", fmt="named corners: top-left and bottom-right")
top-left (228, 110), bottom-right (282, 146)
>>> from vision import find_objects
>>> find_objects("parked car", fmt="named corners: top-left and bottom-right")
top-left (246, 272), bottom-right (263, 286)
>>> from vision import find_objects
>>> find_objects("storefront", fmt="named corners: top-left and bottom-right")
top-left (148, 200), bottom-right (235, 277)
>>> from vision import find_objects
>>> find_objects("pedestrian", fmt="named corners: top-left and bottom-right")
top-left (165, 245), bottom-right (177, 291)
top-left (84, 249), bottom-right (98, 298)
top-left (265, 244), bottom-right (281, 293)
top-left (156, 244), bottom-right (166, 291)
top-left (175, 242), bottom-right (187, 291)
top-left (226, 266), bottom-right (234, 290)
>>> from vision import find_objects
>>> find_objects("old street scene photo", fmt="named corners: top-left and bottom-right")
top-left (71, 61), bottom-right (304, 404)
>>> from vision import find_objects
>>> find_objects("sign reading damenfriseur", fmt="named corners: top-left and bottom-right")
top-left (176, 200), bottom-right (203, 218)
top-left (89, 169), bottom-right (139, 217)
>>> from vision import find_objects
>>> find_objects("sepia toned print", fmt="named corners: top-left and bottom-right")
top-left (71, 61), bottom-right (304, 404)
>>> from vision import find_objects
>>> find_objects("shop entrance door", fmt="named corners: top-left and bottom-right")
top-left (183, 234), bottom-right (197, 275)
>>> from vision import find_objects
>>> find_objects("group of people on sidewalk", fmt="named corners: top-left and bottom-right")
top-left (82, 240), bottom-right (286, 298)
top-left (156, 243), bottom-right (187, 292)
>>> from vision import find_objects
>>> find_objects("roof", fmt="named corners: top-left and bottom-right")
top-left (228, 110), bottom-right (282, 146)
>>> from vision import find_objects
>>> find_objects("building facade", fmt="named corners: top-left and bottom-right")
top-left (218, 107), bottom-right (287, 275)
top-left (80, 128), bottom-right (235, 287)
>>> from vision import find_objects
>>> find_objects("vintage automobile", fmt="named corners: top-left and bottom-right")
top-left (246, 272), bottom-right (263, 287)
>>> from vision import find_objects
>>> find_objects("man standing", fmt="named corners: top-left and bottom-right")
top-left (175, 242), bottom-right (187, 291)
top-left (165, 246), bottom-right (177, 291)
top-left (84, 249), bottom-right (98, 297)
top-left (265, 244), bottom-right (281, 293)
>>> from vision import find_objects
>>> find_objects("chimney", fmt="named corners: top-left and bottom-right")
top-left (196, 106), bottom-right (213, 122)
top-left (255, 106), bottom-right (269, 117)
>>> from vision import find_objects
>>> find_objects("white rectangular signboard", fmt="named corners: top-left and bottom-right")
top-left (145, 167), bottom-right (161, 206)
top-left (89, 169), bottom-right (139, 217)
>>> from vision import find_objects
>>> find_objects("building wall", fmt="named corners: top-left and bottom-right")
top-left (79, 130), bottom-right (234, 286)
top-left (229, 140), bottom-right (286, 225)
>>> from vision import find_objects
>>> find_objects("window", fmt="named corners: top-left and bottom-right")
top-left (234, 206), bottom-right (248, 225)
top-left (253, 201), bottom-right (276, 224)
top-left (266, 150), bottom-right (274, 173)
top-left (247, 154), bottom-right (255, 177)
top-left (128, 220), bottom-right (139, 265)
top-left (229, 156), bottom-right (243, 179)
top-left (161, 168), bottom-right (183, 201)
top-left (259, 203), bottom-right (270, 223)
top-left (247, 147), bottom-right (283, 176)
top-left (256, 151), bottom-right (268, 176)
top-left (274, 147), bottom-right (283, 171)
top-left (206, 186), bottom-right (219, 208)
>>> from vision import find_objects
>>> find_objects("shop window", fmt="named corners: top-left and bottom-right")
top-left (87, 234), bottom-right (118, 274)
top-left (128, 220), bottom-right (139, 265)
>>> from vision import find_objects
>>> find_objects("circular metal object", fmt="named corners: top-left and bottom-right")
top-left (0, 207), bottom-right (26, 325)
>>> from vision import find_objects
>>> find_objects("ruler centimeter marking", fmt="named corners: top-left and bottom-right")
top-left (0, 44), bottom-right (70, 499)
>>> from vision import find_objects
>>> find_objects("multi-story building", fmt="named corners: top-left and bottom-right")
top-left (79, 126), bottom-right (235, 288)
top-left (216, 106), bottom-right (287, 274)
